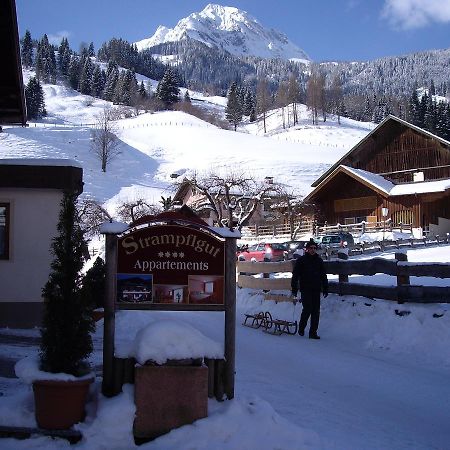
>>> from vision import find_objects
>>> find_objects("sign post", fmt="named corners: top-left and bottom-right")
top-left (101, 211), bottom-right (239, 399)
top-left (224, 237), bottom-right (237, 399)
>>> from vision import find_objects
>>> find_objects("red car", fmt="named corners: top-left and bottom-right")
top-left (237, 242), bottom-right (288, 262)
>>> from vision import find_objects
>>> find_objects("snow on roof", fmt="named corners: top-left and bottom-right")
top-left (210, 226), bottom-right (241, 238)
top-left (100, 221), bottom-right (129, 234)
top-left (343, 166), bottom-right (450, 196)
top-left (390, 179), bottom-right (450, 195)
top-left (0, 157), bottom-right (82, 168)
top-left (343, 166), bottom-right (395, 194)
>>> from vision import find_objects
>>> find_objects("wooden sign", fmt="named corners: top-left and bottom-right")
top-left (117, 224), bottom-right (225, 308)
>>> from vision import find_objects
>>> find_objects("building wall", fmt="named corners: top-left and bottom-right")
top-left (429, 217), bottom-right (450, 237)
top-left (352, 124), bottom-right (450, 182)
top-left (0, 188), bottom-right (63, 327)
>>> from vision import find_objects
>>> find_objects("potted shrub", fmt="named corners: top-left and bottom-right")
top-left (33, 192), bottom-right (96, 430)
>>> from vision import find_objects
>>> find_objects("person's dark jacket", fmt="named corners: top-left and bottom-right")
top-left (291, 252), bottom-right (328, 296)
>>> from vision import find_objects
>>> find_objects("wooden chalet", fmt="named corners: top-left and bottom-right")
top-left (172, 180), bottom-right (285, 228)
top-left (304, 116), bottom-right (450, 237)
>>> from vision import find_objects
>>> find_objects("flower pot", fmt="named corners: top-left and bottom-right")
top-left (33, 377), bottom-right (94, 430)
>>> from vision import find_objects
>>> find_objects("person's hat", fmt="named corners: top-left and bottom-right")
top-left (305, 239), bottom-right (316, 249)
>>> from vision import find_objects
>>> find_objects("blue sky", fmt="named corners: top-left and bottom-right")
top-left (15, 0), bottom-right (450, 61)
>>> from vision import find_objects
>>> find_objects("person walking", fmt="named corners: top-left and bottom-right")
top-left (291, 239), bottom-right (328, 339)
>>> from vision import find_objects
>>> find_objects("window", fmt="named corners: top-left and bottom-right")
top-left (0, 203), bottom-right (9, 259)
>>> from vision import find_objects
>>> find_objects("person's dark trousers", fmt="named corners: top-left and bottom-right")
top-left (298, 291), bottom-right (321, 335)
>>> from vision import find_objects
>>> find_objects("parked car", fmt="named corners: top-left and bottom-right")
top-left (284, 240), bottom-right (309, 259)
top-left (317, 232), bottom-right (354, 257)
top-left (237, 242), bottom-right (288, 262)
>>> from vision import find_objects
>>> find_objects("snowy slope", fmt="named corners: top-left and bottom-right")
top-left (1, 73), bottom-right (373, 215)
top-left (135, 3), bottom-right (310, 61)
top-left (2, 78), bottom-right (450, 450)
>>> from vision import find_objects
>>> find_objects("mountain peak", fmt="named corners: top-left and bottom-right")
top-left (135, 4), bottom-right (310, 61)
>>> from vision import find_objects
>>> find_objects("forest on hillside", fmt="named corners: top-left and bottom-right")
top-left (20, 30), bottom-right (450, 141)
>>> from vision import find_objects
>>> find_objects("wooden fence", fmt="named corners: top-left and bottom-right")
top-left (237, 252), bottom-right (450, 303)
top-left (316, 234), bottom-right (450, 260)
top-left (240, 220), bottom-right (314, 240)
top-left (316, 218), bottom-right (413, 236)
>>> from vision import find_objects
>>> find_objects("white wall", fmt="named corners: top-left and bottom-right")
top-left (0, 188), bottom-right (63, 303)
top-left (429, 217), bottom-right (450, 238)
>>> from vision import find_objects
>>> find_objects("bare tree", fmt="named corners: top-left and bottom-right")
top-left (276, 81), bottom-right (289, 129)
top-left (78, 198), bottom-right (112, 239)
top-left (256, 78), bottom-right (271, 134)
top-left (115, 198), bottom-right (161, 224)
top-left (269, 185), bottom-right (322, 239)
top-left (90, 107), bottom-right (121, 172)
top-left (269, 186), bottom-right (305, 239)
top-left (306, 69), bottom-right (326, 125)
top-left (329, 74), bottom-right (344, 124)
top-left (287, 75), bottom-right (301, 126)
top-left (160, 196), bottom-right (174, 211)
top-left (182, 171), bottom-right (278, 230)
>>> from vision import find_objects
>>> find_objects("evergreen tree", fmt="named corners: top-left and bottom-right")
top-left (155, 68), bottom-right (180, 107)
top-left (243, 90), bottom-right (254, 116)
top-left (424, 95), bottom-right (436, 133)
top-left (79, 57), bottom-right (94, 95)
top-left (25, 76), bottom-right (46, 119)
top-left (429, 79), bottom-right (436, 96)
top-left (68, 55), bottom-right (80, 90)
top-left (80, 257), bottom-right (105, 310)
top-left (58, 37), bottom-right (71, 77)
top-left (409, 87), bottom-right (421, 126)
top-left (418, 92), bottom-right (429, 129)
top-left (88, 42), bottom-right (95, 57)
top-left (225, 82), bottom-right (243, 131)
top-left (125, 70), bottom-right (138, 106)
top-left (35, 34), bottom-right (57, 83)
top-left (91, 64), bottom-right (104, 98)
top-left (138, 81), bottom-right (147, 99)
top-left (21, 30), bottom-right (33, 68)
top-left (103, 64), bottom-right (119, 101)
top-left (40, 193), bottom-right (94, 376)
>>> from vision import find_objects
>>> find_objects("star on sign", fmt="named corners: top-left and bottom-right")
top-left (179, 252), bottom-right (185, 258)
top-left (165, 251), bottom-right (171, 258)
top-left (158, 252), bottom-right (164, 258)
top-left (173, 252), bottom-right (178, 257)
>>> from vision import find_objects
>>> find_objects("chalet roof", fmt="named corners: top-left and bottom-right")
top-left (311, 115), bottom-right (450, 188)
top-left (0, 159), bottom-right (83, 193)
top-left (0, 0), bottom-right (26, 125)
top-left (304, 164), bottom-right (450, 203)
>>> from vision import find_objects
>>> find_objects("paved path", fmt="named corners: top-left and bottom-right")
top-left (0, 332), bottom-right (41, 378)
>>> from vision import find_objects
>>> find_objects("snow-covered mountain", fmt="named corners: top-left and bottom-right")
top-left (135, 3), bottom-right (310, 62)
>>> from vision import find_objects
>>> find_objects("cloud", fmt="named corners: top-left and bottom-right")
top-left (382, 0), bottom-right (450, 29)
top-left (47, 30), bottom-right (71, 46)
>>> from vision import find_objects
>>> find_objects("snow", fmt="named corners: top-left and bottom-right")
top-left (131, 319), bottom-right (223, 365)
top-left (344, 165), bottom-right (450, 196)
top-left (0, 158), bottom-right (81, 168)
top-left (1, 73), bottom-right (450, 449)
top-left (135, 4), bottom-right (310, 61)
top-left (1, 243), bottom-right (450, 448)
top-left (14, 357), bottom-right (94, 384)
top-left (99, 221), bottom-right (129, 234)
